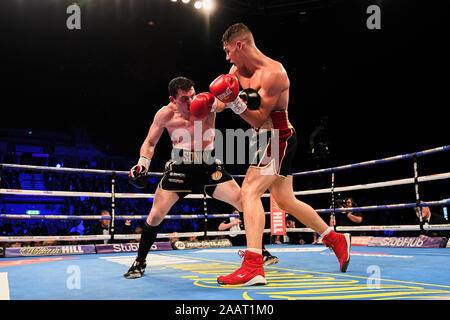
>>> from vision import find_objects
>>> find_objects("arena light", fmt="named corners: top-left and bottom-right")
top-left (203, 0), bottom-right (213, 11)
top-left (26, 210), bottom-right (40, 215)
top-left (194, 1), bottom-right (202, 9)
top-left (171, 0), bottom-right (214, 13)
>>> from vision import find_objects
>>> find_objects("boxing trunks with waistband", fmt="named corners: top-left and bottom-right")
top-left (159, 148), bottom-right (233, 198)
top-left (250, 109), bottom-right (297, 177)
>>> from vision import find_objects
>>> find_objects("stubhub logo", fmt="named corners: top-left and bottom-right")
top-left (113, 243), bottom-right (139, 252)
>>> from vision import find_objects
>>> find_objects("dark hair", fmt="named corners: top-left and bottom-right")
top-left (345, 198), bottom-right (355, 206)
top-left (222, 22), bottom-right (252, 44)
top-left (168, 77), bottom-right (195, 98)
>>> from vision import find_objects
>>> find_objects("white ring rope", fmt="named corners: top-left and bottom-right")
top-left (1, 199), bottom-right (450, 221)
top-left (1, 145), bottom-right (448, 178)
top-left (1, 171), bottom-right (449, 199)
top-left (294, 172), bottom-right (450, 196)
top-left (1, 199), bottom-right (450, 243)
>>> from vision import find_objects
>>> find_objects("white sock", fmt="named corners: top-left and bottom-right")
top-left (320, 227), bottom-right (333, 238)
top-left (247, 248), bottom-right (262, 255)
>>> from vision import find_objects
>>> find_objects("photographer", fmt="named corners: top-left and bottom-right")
top-left (330, 197), bottom-right (363, 227)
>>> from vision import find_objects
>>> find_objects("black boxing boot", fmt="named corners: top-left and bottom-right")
top-left (123, 222), bottom-right (158, 279)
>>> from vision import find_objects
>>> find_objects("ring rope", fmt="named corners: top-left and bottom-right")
top-left (1, 199), bottom-right (448, 220)
top-left (1, 145), bottom-right (448, 178)
top-left (292, 144), bottom-right (450, 177)
top-left (1, 224), bottom-right (450, 243)
top-left (1, 171), bottom-right (448, 199)
top-left (0, 213), bottom-right (242, 220)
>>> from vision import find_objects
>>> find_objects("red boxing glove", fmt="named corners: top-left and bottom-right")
top-left (190, 92), bottom-right (216, 119)
top-left (209, 74), bottom-right (240, 103)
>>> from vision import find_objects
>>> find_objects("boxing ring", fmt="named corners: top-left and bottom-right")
top-left (1, 145), bottom-right (449, 301)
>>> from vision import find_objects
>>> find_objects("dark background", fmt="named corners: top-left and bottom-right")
top-left (0, 0), bottom-right (448, 170)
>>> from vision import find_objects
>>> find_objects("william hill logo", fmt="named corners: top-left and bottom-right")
top-left (19, 246), bottom-right (85, 256)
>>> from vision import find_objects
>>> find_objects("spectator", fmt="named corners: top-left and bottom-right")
top-left (277, 215), bottom-right (316, 245)
top-left (169, 232), bottom-right (180, 244)
top-left (114, 218), bottom-right (133, 243)
top-left (87, 209), bottom-right (111, 244)
top-left (69, 220), bottom-right (85, 235)
top-left (0, 220), bottom-right (14, 236)
top-left (219, 208), bottom-right (279, 266)
top-left (330, 197), bottom-right (363, 227)
top-left (415, 204), bottom-right (449, 238)
top-left (42, 240), bottom-right (59, 246)
top-left (218, 209), bottom-right (245, 246)
top-left (130, 226), bottom-right (143, 244)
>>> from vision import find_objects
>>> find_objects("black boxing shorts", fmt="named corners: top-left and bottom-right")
top-left (250, 109), bottom-right (297, 177)
top-left (158, 149), bottom-right (233, 198)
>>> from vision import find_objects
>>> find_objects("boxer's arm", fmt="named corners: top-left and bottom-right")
top-left (140, 107), bottom-right (168, 160)
top-left (214, 99), bottom-right (227, 113)
top-left (214, 65), bottom-right (238, 113)
top-left (129, 108), bottom-right (168, 188)
top-left (240, 71), bottom-right (287, 128)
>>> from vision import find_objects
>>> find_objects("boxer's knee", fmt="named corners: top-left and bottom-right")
top-left (274, 197), bottom-right (291, 212)
top-left (228, 185), bottom-right (243, 208)
top-left (146, 211), bottom-right (165, 226)
top-left (241, 183), bottom-right (263, 204)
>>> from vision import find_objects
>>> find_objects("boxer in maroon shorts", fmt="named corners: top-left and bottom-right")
top-left (208, 23), bottom-right (351, 286)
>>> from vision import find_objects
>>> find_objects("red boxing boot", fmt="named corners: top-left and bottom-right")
top-left (217, 250), bottom-right (267, 286)
top-left (322, 230), bottom-right (351, 272)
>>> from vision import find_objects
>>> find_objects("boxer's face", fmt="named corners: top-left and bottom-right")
top-left (171, 87), bottom-right (196, 111)
top-left (223, 41), bottom-right (241, 68)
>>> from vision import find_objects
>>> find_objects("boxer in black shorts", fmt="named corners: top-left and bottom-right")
top-left (159, 149), bottom-right (233, 198)
top-left (124, 77), bottom-right (277, 279)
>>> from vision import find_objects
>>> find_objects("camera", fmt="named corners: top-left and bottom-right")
top-left (334, 199), bottom-right (346, 208)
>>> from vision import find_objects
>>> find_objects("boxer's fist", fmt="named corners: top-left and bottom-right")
top-left (128, 156), bottom-right (150, 189)
top-left (190, 92), bottom-right (216, 119)
top-left (128, 165), bottom-right (148, 189)
top-left (239, 88), bottom-right (261, 110)
top-left (209, 74), bottom-right (240, 103)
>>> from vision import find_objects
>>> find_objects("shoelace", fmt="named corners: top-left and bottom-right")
top-left (324, 240), bottom-right (335, 252)
top-left (238, 249), bottom-right (245, 258)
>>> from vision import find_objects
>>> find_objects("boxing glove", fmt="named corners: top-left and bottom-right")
top-left (239, 88), bottom-right (261, 110)
top-left (190, 92), bottom-right (216, 119)
top-left (209, 74), bottom-right (240, 102)
top-left (128, 156), bottom-right (150, 189)
top-left (210, 74), bottom-right (248, 115)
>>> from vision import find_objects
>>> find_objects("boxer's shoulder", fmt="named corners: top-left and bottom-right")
top-left (264, 55), bottom-right (286, 71)
top-left (150, 104), bottom-right (176, 129)
top-left (157, 104), bottom-right (176, 119)
top-left (249, 60), bottom-right (287, 89)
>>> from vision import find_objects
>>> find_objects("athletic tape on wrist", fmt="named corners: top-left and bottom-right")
top-left (227, 98), bottom-right (247, 115)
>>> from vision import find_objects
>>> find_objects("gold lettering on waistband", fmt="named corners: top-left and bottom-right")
top-left (181, 150), bottom-right (212, 164)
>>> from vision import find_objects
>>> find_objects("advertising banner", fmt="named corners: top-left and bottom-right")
top-left (95, 241), bottom-right (172, 254)
top-left (270, 194), bottom-right (286, 235)
top-left (351, 236), bottom-right (373, 246)
top-left (172, 239), bottom-right (232, 250)
top-left (5, 245), bottom-right (96, 257)
top-left (368, 236), bottom-right (445, 248)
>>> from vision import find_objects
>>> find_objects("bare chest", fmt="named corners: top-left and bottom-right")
top-left (237, 72), bottom-right (262, 91)
top-left (165, 112), bottom-right (216, 149)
